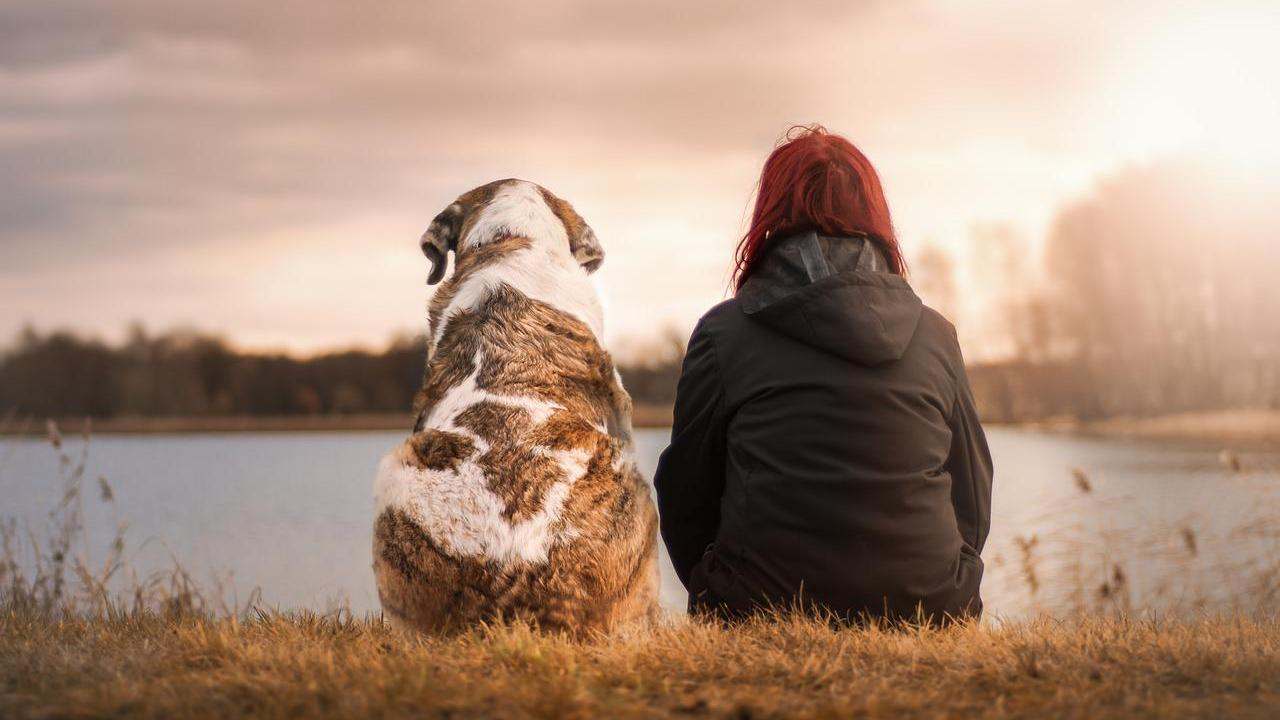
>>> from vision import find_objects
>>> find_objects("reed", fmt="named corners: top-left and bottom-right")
top-left (0, 420), bottom-right (259, 619)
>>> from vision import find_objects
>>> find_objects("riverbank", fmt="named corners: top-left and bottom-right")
top-left (1025, 408), bottom-right (1280, 450)
top-left (4, 408), bottom-right (1277, 449)
top-left (2, 609), bottom-right (1277, 719)
top-left (0, 404), bottom-right (676, 436)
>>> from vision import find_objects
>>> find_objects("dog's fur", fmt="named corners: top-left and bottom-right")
top-left (373, 179), bottom-right (659, 634)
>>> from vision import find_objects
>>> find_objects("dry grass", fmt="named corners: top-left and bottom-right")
top-left (2, 607), bottom-right (1279, 719)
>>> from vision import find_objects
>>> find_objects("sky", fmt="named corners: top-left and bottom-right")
top-left (2, 0), bottom-right (1278, 358)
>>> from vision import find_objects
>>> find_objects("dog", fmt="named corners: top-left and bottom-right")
top-left (372, 179), bottom-right (659, 634)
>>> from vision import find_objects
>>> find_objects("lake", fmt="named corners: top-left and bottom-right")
top-left (2, 427), bottom-right (1278, 620)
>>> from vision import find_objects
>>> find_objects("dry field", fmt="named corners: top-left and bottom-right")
top-left (2, 606), bottom-right (1279, 719)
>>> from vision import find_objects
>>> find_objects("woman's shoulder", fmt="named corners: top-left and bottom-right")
top-left (915, 304), bottom-right (969, 371)
top-left (700, 298), bottom-right (740, 324)
top-left (689, 298), bottom-right (751, 343)
top-left (917, 304), bottom-right (959, 342)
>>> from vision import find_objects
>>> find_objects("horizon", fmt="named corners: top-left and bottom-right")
top-left (3, 1), bottom-right (1278, 361)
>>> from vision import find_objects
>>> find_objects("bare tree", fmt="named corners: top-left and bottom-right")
top-left (1043, 158), bottom-right (1280, 416)
top-left (913, 243), bottom-right (960, 325)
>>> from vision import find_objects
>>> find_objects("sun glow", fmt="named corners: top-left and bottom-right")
top-left (1103, 4), bottom-right (1280, 165)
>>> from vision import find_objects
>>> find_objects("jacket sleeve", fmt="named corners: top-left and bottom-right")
top-left (653, 317), bottom-right (729, 588)
top-left (947, 359), bottom-right (994, 553)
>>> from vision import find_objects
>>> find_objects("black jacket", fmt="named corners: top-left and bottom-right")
top-left (653, 231), bottom-right (993, 623)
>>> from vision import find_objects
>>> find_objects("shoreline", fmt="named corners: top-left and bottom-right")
top-left (1013, 408), bottom-right (1280, 450)
top-left (0, 404), bottom-right (676, 436)
top-left (2, 407), bottom-right (1276, 448)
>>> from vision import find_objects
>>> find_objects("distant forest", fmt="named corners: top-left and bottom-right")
top-left (0, 325), bottom-right (684, 421)
top-left (3, 158), bottom-right (1277, 424)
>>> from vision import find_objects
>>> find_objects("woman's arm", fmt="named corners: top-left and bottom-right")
top-left (947, 360), bottom-right (994, 553)
top-left (653, 318), bottom-right (729, 588)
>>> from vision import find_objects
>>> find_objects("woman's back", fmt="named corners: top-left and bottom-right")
top-left (655, 231), bottom-right (990, 622)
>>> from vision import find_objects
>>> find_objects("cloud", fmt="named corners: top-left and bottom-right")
top-left (2, 0), bottom-right (1276, 353)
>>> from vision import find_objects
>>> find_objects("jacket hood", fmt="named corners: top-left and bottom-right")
top-left (737, 231), bottom-right (922, 365)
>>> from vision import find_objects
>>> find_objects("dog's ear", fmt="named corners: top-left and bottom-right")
top-left (420, 202), bottom-right (464, 285)
top-left (570, 225), bottom-right (604, 274)
top-left (540, 189), bottom-right (604, 273)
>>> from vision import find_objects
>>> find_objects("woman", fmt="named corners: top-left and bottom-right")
top-left (653, 126), bottom-right (993, 624)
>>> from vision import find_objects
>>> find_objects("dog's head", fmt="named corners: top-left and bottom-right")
top-left (419, 179), bottom-right (603, 285)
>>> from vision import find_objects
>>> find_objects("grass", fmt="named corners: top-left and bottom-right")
top-left (3, 607), bottom-right (1280, 719)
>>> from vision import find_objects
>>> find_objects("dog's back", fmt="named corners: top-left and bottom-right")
top-left (373, 180), bottom-right (658, 633)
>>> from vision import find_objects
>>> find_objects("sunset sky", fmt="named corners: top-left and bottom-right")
top-left (3, 0), bottom-right (1277, 358)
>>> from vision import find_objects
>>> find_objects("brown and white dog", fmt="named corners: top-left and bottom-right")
top-left (373, 179), bottom-right (659, 634)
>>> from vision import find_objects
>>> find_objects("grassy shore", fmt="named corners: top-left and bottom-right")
top-left (3, 608), bottom-right (1279, 719)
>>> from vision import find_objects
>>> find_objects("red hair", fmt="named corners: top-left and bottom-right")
top-left (733, 125), bottom-right (905, 290)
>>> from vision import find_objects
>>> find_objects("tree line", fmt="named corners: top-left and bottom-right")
top-left (963, 158), bottom-right (1280, 421)
top-left (0, 324), bottom-right (683, 421)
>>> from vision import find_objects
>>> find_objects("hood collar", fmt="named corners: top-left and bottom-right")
top-left (737, 231), bottom-right (923, 365)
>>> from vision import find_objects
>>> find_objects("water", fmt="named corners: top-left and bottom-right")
top-left (2, 428), bottom-right (1277, 619)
